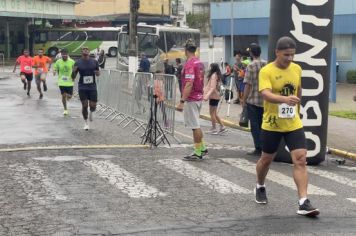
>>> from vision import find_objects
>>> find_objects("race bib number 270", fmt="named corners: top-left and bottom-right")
top-left (278, 103), bottom-right (296, 119)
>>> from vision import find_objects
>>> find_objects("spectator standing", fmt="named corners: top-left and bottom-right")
top-left (242, 43), bottom-right (267, 156)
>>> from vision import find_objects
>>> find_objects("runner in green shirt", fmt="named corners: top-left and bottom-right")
top-left (53, 49), bottom-right (75, 116)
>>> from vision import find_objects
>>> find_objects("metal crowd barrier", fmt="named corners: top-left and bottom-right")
top-left (96, 69), bottom-right (178, 142)
top-left (0, 53), bottom-right (4, 72)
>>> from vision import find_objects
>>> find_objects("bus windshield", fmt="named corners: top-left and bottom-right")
top-left (118, 33), bottom-right (158, 57)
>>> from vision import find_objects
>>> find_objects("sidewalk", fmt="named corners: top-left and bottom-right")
top-left (199, 83), bottom-right (356, 160)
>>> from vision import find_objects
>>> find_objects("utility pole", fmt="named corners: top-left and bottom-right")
top-left (128, 0), bottom-right (140, 73)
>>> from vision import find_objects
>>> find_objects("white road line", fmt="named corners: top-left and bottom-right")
top-left (338, 166), bottom-right (356, 171)
top-left (9, 162), bottom-right (67, 205)
top-left (308, 167), bottom-right (356, 188)
top-left (221, 158), bottom-right (336, 196)
top-left (84, 160), bottom-right (167, 198)
top-left (347, 198), bottom-right (356, 203)
top-left (158, 159), bottom-right (251, 194)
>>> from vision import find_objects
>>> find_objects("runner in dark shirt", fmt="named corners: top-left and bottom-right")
top-left (72, 47), bottom-right (100, 130)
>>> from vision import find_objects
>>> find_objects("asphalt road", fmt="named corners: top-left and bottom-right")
top-left (0, 74), bottom-right (356, 236)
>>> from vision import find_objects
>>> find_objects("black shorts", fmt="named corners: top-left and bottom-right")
top-left (20, 72), bottom-right (33, 81)
top-left (209, 99), bottom-right (220, 107)
top-left (79, 89), bottom-right (98, 102)
top-left (261, 128), bottom-right (306, 154)
top-left (59, 86), bottom-right (73, 95)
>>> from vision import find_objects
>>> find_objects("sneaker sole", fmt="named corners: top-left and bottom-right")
top-left (254, 188), bottom-right (268, 204)
top-left (297, 209), bottom-right (320, 217)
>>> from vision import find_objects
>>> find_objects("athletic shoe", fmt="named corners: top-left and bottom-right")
top-left (254, 187), bottom-right (268, 204)
top-left (89, 111), bottom-right (94, 122)
top-left (43, 83), bottom-right (47, 92)
top-left (183, 152), bottom-right (202, 160)
top-left (84, 122), bottom-right (89, 130)
top-left (297, 199), bottom-right (320, 217)
top-left (219, 127), bottom-right (227, 134)
top-left (39, 94), bottom-right (43, 99)
top-left (202, 149), bottom-right (209, 156)
top-left (206, 128), bottom-right (218, 134)
top-left (63, 110), bottom-right (69, 116)
top-left (211, 130), bottom-right (220, 135)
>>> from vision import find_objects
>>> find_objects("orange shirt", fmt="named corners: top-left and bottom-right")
top-left (33, 56), bottom-right (52, 75)
top-left (16, 55), bottom-right (33, 74)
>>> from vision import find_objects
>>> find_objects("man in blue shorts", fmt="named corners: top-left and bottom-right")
top-left (72, 47), bottom-right (100, 130)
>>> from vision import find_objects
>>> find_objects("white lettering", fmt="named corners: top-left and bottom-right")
top-left (300, 101), bottom-right (322, 126)
top-left (290, 4), bottom-right (330, 66)
top-left (301, 70), bottom-right (324, 96)
top-left (305, 132), bottom-right (321, 158)
top-left (296, 0), bottom-right (328, 6)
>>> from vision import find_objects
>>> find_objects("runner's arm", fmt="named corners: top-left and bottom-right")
top-left (261, 88), bottom-right (300, 106)
top-left (71, 66), bottom-right (79, 80)
top-left (13, 61), bottom-right (19, 73)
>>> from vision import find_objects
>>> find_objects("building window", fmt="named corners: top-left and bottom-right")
top-left (332, 35), bottom-right (352, 61)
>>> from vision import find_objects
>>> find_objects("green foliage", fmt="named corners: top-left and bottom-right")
top-left (329, 111), bottom-right (356, 120)
top-left (186, 12), bottom-right (209, 32)
top-left (346, 70), bottom-right (356, 84)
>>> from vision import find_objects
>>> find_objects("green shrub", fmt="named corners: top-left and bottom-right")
top-left (346, 70), bottom-right (356, 84)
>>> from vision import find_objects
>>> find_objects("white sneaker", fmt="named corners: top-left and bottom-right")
top-left (84, 122), bottom-right (89, 130)
top-left (89, 111), bottom-right (94, 122)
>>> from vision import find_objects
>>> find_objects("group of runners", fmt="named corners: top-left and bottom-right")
top-left (178, 36), bottom-right (320, 217)
top-left (13, 47), bottom-right (100, 130)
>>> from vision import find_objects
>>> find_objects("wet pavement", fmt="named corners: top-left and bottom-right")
top-left (0, 65), bottom-right (356, 236)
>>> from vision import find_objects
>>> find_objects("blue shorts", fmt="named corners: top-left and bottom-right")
top-left (237, 79), bottom-right (245, 92)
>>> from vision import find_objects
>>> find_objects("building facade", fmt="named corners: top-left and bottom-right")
top-left (75, 0), bottom-right (172, 26)
top-left (0, 0), bottom-right (81, 58)
top-left (211, 0), bottom-right (356, 82)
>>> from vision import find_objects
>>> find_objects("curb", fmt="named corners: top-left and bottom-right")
top-left (328, 148), bottom-right (356, 161)
top-left (200, 113), bottom-right (356, 162)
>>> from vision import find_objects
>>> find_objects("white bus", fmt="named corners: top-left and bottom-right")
top-left (117, 24), bottom-right (200, 72)
top-left (33, 27), bottom-right (122, 57)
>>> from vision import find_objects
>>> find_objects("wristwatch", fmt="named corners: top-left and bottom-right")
top-left (180, 99), bottom-right (185, 104)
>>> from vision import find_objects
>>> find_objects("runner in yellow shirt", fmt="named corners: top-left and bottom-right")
top-left (254, 36), bottom-right (319, 217)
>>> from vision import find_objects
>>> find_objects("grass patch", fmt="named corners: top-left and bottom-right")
top-left (329, 111), bottom-right (356, 120)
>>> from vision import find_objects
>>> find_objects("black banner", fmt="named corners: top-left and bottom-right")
top-left (268, 0), bottom-right (335, 165)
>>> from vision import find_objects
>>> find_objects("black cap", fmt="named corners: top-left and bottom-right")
top-left (247, 43), bottom-right (261, 57)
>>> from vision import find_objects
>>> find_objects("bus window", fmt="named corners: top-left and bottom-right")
top-left (58, 31), bottom-right (74, 41)
top-left (48, 32), bottom-right (60, 41)
top-left (156, 32), bottom-right (166, 52)
top-left (118, 33), bottom-right (129, 56)
top-left (35, 32), bottom-right (47, 43)
top-left (87, 31), bottom-right (100, 41)
top-left (165, 31), bottom-right (175, 52)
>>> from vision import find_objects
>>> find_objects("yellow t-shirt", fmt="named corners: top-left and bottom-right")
top-left (259, 62), bottom-right (303, 132)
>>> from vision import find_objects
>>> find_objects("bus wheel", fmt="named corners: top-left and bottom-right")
top-left (108, 47), bottom-right (117, 57)
top-left (48, 47), bottom-right (58, 57)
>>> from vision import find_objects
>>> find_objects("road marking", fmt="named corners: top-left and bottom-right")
top-left (84, 160), bottom-right (167, 198)
top-left (0, 144), bottom-right (149, 152)
top-left (308, 167), bottom-right (356, 188)
top-left (33, 156), bottom-right (88, 161)
top-left (338, 166), bottom-right (356, 171)
top-left (347, 198), bottom-right (356, 203)
top-left (88, 154), bottom-right (116, 159)
top-left (221, 158), bottom-right (336, 196)
top-left (158, 159), bottom-right (251, 194)
top-left (9, 162), bottom-right (67, 204)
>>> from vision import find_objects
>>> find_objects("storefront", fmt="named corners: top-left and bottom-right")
top-left (0, 0), bottom-right (80, 58)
